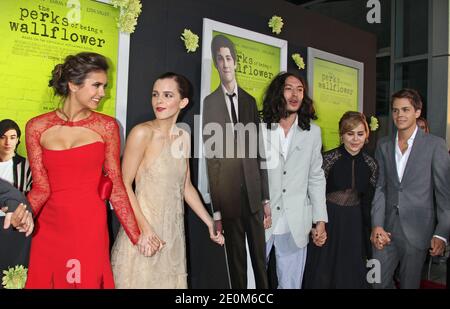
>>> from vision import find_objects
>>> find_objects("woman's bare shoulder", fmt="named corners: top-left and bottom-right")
top-left (128, 121), bottom-right (157, 141)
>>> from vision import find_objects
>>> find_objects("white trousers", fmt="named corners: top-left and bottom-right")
top-left (266, 233), bottom-right (307, 289)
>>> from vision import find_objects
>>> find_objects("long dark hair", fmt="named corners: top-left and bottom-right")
top-left (262, 72), bottom-right (316, 130)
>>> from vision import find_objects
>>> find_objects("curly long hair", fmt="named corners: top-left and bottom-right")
top-left (262, 72), bottom-right (316, 130)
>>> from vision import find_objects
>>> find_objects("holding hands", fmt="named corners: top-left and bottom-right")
top-left (137, 224), bottom-right (166, 257)
top-left (214, 219), bottom-right (223, 234)
top-left (263, 202), bottom-right (272, 230)
top-left (370, 226), bottom-right (391, 250)
top-left (429, 237), bottom-right (446, 257)
top-left (1, 204), bottom-right (34, 237)
top-left (311, 221), bottom-right (327, 247)
top-left (136, 218), bottom-right (225, 256)
top-left (208, 219), bottom-right (224, 246)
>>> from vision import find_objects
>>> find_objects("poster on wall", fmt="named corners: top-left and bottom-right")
top-left (307, 47), bottom-right (364, 151)
top-left (0, 0), bottom-right (130, 156)
top-left (197, 18), bottom-right (287, 203)
top-left (209, 31), bottom-right (283, 111)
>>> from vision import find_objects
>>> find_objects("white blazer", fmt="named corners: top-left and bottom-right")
top-left (263, 122), bottom-right (328, 248)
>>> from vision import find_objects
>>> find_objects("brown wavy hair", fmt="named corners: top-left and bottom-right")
top-left (49, 52), bottom-right (109, 97)
top-left (338, 111), bottom-right (370, 142)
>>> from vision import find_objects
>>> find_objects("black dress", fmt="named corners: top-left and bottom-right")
top-left (303, 145), bottom-right (378, 289)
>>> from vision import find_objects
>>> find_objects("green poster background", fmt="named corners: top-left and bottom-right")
top-left (313, 58), bottom-right (359, 151)
top-left (210, 31), bottom-right (281, 111)
top-left (0, 0), bottom-right (119, 156)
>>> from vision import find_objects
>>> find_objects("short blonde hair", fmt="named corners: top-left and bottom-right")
top-left (338, 111), bottom-right (369, 140)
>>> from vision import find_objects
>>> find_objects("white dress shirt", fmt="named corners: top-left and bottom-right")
top-left (221, 82), bottom-right (239, 129)
top-left (0, 159), bottom-right (14, 184)
top-left (395, 126), bottom-right (417, 182)
top-left (273, 116), bottom-right (298, 235)
top-left (212, 82), bottom-right (240, 221)
top-left (395, 126), bottom-right (447, 243)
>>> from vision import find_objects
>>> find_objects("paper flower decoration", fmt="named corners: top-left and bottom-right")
top-left (268, 15), bottom-right (284, 35)
top-left (2, 265), bottom-right (28, 289)
top-left (111, 0), bottom-right (142, 33)
top-left (369, 116), bottom-right (379, 131)
top-left (111, 0), bottom-right (128, 6)
top-left (180, 29), bottom-right (199, 53)
top-left (292, 53), bottom-right (305, 70)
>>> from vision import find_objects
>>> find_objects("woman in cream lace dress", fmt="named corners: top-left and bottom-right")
top-left (111, 72), bottom-right (224, 288)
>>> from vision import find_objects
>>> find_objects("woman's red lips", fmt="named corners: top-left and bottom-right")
top-left (156, 107), bottom-right (166, 112)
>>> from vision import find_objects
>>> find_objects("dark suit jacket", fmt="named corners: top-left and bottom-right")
top-left (203, 86), bottom-right (269, 219)
top-left (0, 178), bottom-right (30, 213)
top-left (371, 129), bottom-right (450, 250)
top-left (0, 178), bottom-right (32, 283)
top-left (12, 154), bottom-right (32, 193)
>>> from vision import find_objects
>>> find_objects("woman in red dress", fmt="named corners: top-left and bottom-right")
top-left (25, 53), bottom-right (147, 288)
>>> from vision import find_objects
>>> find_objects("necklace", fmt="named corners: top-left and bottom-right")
top-left (57, 108), bottom-right (91, 124)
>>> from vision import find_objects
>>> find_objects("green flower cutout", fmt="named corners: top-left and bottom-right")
top-left (370, 116), bottom-right (379, 131)
top-left (111, 0), bottom-right (142, 34)
top-left (292, 53), bottom-right (306, 70)
top-left (181, 29), bottom-right (199, 53)
top-left (111, 0), bottom-right (128, 6)
top-left (268, 15), bottom-right (284, 35)
top-left (2, 265), bottom-right (28, 289)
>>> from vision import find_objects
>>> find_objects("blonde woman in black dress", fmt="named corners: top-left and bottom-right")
top-left (303, 111), bottom-right (378, 289)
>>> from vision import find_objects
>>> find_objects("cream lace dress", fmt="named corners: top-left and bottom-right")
top-left (111, 127), bottom-right (189, 288)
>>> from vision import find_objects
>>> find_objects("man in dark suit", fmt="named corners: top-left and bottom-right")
top-left (371, 88), bottom-right (450, 289)
top-left (202, 34), bottom-right (270, 289)
top-left (0, 178), bottom-right (33, 229)
top-left (0, 178), bottom-right (34, 288)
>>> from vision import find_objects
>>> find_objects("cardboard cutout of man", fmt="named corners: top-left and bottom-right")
top-left (202, 35), bottom-right (270, 289)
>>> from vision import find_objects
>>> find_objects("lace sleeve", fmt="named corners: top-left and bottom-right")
top-left (363, 152), bottom-right (378, 188)
top-left (103, 118), bottom-right (140, 245)
top-left (322, 148), bottom-right (341, 180)
top-left (25, 116), bottom-right (51, 216)
top-left (361, 152), bottom-right (377, 258)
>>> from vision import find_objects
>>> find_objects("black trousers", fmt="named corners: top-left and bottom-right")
top-left (447, 254), bottom-right (450, 289)
top-left (222, 185), bottom-right (268, 289)
top-left (0, 217), bottom-right (31, 289)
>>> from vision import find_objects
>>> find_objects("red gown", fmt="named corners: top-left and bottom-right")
top-left (24, 111), bottom-right (140, 289)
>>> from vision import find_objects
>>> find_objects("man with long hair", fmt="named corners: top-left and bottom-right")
top-left (261, 72), bottom-right (327, 288)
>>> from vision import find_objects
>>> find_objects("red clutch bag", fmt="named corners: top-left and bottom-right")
top-left (98, 172), bottom-right (113, 201)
